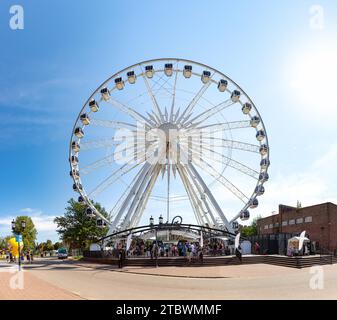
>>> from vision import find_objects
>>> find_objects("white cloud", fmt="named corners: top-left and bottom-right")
top-left (257, 143), bottom-right (337, 218)
top-left (0, 208), bottom-right (59, 242)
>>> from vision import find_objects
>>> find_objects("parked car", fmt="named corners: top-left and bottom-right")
top-left (57, 248), bottom-right (68, 259)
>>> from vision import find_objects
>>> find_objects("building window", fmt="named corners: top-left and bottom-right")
top-left (296, 218), bottom-right (303, 224)
top-left (269, 224), bottom-right (273, 229)
top-left (305, 216), bottom-right (312, 223)
top-left (289, 219), bottom-right (295, 225)
top-left (274, 222), bottom-right (279, 227)
top-left (282, 220), bottom-right (288, 226)
top-left (264, 225), bottom-right (269, 229)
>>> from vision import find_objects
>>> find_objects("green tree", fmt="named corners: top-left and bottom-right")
top-left (53, 241), bottom-right (62, 250)
top-left (12, 216), bottom-right (37, 250)
top-left (54, 198), bottom-right (110, 251)
top-left (45, 239), bottom-right (54, 252)
top-left (240, 215), bottom-right (261, 237)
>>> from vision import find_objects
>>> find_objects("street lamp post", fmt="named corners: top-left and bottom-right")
top-left (149, 216), bottom-right (159, 268)
top-left (11, 219), bottom-right (26, 271)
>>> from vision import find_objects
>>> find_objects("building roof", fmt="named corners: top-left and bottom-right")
top-left (257, 202), bottom-right (337, 223)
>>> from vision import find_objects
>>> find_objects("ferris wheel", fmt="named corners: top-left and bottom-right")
top-left (69, 58), bottom-right (270, 236)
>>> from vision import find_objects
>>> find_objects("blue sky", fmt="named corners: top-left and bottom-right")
top-left (0, 0), bottom-right (337, 242)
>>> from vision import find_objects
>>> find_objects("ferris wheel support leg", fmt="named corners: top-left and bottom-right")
top-left (129, 165), bottom-right (161, 228)
top-left (106, 162), bottom-right (152, 235)
top-left (183, 164), bottom-right (219, 227)
top-left (179, 165), bottom-right (213, 227)
top-left (120, 164), bottom-right (159, 230)
top-left (187, 162), bottom-right (234, 233)
top-left (177, 164), bottom-right (207, 226)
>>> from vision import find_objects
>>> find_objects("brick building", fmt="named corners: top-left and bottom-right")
top-left (257, 202), bottom-right (337, 251)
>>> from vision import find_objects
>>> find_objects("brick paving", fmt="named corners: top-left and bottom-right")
top-left (0, 265), bottom-right (83, 300)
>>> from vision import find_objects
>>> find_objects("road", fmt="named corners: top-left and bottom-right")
top-left (8, 257), bottom-right (336, 299)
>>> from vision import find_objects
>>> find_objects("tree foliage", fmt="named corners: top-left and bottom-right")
top-left (54, 198), bottom-right (110, 251)
top-left (12, 216), bottom-right (37, 250)
top-left (240, 215), bottom-right (261, 237)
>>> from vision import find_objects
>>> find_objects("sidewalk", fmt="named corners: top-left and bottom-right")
top-left (0, 266), bottom-right (83, 300)
top-left (75, 260), bottom-right (302, 278)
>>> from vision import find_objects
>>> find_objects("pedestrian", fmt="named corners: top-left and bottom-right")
top-left (118, 249), bottom-right (123, 268)
top-left (26, 252), bottom-right (30, 263)
top-left (235, 245), bottom-right (242, 263)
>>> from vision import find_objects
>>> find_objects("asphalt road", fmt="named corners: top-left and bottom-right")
top-left (18, 257), bottom-right (337, 300)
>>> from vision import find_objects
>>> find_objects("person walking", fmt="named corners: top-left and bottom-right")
top-left (235, 245), bottom-right (242, 263)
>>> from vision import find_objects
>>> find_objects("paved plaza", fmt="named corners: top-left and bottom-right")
top-left (0, 258), bottom-right (337, 300)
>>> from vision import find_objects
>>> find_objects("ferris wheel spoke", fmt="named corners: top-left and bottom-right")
top-left (184, 99), bottom-right (235, 128)
top-left (90, 119), bottom-right (138, 130)
top-left (195, 137), bottom-right (260, 153)
top-left (106, 97), bottom-right (154, 126)
top-left (79, 138), bottom-right (121, 151)
top-left (176, 72), bottom-right (214, 124)
top-left (140, 70), bottom-right (165, 123)
top-left (193, 158), bottom-right (250, 203)
top-left (87, 158), bottom-right (145, 199)
top-left (109, 167), bottom-right (145, 218)
top-left (79, 141), bottom-right (144, 175)
top-left (170, 66), bottom-right (179, 122)
top-left (185, 142), bottom-right (259, 179)
top-left (188, 120), bottom-right (252, 134)
top-left (179, 136), bottom-right (260, 154)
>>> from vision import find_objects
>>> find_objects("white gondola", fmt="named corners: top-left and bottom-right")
top-left (242, 102), bottom-right (252, 114)
top-left (100, 87), bottom-right (111, 101)
top-left (231, 90), bottom-right (241, 102)
top-left (145, 65), bottom-right (154, 78)
top-left (255, 185), bottom-right (265, 196)
top-left (80, 113), bottom-right (90, 125)
top-left (232, 221), bottom-right (239, 229)
top-left (86, 207), bottom-right (95, 218)
top-left (74, 127), bottom-right (84, 138)
top-left (89, 99), bottom-right (99, 112)
top-left (71, 141), bottom-right (80, 152)
top-left (259, 172), bottom-right (269, 182)
top-left (183, 65), bottom-right (192, 78)
top-left (78, 195), bottom-right (84, 203)
top-left (249, 198), bottom-right (259, 209)
top-left (217, 79), bottom-right (228, 92)
top-left (70, 155), bottom-right (78, 165)
top-left (260, 159), bottom-right (270, 170)
top-left (250, 116), bottom-right (260, 128)
top-left (201, 70), bottom-right (211, 83)
top-left (70, 169), bottom-right (80, 179)
top-left (164, 63), bottom-right (173, 76)
top-left (127, 71), bottom-right (136, 84)
top-left (240, 210), bottom-right (250, 220)
top-left (256, 130), bottom-right (265, 141)
top-left (73, 183), bottom-right (83, 192)
top-left (115, 77), bottom-right (125, 90)
top-left (259, 144), bottom-right (268, 156)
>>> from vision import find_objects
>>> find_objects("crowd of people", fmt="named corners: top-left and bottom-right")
top-left (122, 238), bottom-right (243, 259)
top-left (4, 250), bottom-right (34, 264)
